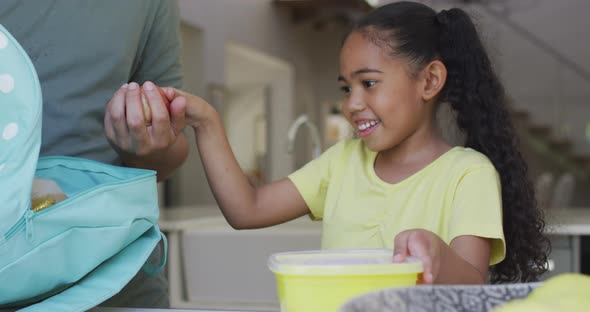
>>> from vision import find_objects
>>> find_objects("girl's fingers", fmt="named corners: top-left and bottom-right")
top-left (409, 233), bottom-right (434, 284)
top-left (171, 87), bottom-right (191, 97)
top-left (395, 230), bottom-right (436, 284)
top-left (393, 231), bottom-right (411, 263)
top-left (169, 97), bottom-right (187, 135)
top-left (161, 86), bottom-right (176, 101)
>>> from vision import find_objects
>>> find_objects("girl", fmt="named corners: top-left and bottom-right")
top-left (170, 1), bottom-right (549, 284)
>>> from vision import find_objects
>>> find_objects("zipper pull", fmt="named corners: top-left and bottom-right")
top-left (25, 210), bottom-right (34, 242)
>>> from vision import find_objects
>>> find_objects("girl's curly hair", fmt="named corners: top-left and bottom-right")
top-left (353, 1), bottom-right (550, 282)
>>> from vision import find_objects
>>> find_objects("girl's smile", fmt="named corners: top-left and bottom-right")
top-left (355, 119), bottom-right (382, 137)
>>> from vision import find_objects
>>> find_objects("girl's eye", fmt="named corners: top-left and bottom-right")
top-left (340, 86), bottom-right (351, 94)
top-left (363, 80), bottom-right (377, 88)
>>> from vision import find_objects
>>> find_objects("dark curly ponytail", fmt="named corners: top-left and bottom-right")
top-left (354, 1), bottom-right (550, 282)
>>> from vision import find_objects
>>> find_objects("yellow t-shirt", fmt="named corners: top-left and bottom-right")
top-left (288, 139), bottom-right (506, 265)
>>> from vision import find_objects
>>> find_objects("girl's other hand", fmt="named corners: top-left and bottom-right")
top-left (393, 229), bottom-right (444, 284)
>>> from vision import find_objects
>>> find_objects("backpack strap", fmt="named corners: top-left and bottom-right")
top-left (0, 24), bottom-right (42, 235)
top-left (142, 232), bottom-right (168, 276)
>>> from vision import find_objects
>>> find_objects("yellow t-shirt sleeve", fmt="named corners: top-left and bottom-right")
top-left (449, 165), bottom-right (506, 265)
top-left (288, 141), bottom-right (346, 220)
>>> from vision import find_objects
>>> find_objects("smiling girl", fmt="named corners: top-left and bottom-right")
top-left (169, 1), bottom-right (549, 284)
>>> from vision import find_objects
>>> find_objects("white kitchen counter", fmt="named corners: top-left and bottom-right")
top-left (158, 205), bottom-right (223, 231)
top-left (544, 207), bottom-right (590, 235)
top-left (159, 205), bottom-right (590, 235)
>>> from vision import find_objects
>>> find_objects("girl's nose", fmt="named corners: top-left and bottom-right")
top-left (344, 91), bottom-right (365, 113)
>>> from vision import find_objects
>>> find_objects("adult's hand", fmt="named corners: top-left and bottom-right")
top-left (104, 81), bottom-right (189, 181)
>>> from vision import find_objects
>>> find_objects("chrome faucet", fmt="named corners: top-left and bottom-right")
top-left (287, 114), bottom-right (322, 159)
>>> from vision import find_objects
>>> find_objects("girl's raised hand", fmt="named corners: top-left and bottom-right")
top-left (166, 88), bottom-right (216, 129)
top-left (392, 229), bottom-right (444, 284)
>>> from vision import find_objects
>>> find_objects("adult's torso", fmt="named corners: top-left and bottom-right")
top-left (0, 0), bottom-right (170, 164)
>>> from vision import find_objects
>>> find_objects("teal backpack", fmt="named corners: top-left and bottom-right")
top-left (0, 25), bottom-right (166, 311)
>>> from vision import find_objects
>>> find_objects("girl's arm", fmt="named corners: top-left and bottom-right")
top-left (393, 229), bottom-right (491, 284)
top-left (175, 89), bottom-right (310, 229)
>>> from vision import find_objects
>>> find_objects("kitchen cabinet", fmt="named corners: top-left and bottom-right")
top-left (541, 208), bottom-right (590, 279)
top-left (541, 235), bottom-right (580, 280)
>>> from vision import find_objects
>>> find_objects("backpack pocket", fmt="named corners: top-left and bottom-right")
top-left (0, 156), bottom-right (160, 306)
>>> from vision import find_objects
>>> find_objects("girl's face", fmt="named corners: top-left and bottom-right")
top-left (339, 31), bottom-right (430, 152)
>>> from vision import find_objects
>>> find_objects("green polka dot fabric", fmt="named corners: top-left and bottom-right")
top-left (0, 24), bottom-right (42, 241)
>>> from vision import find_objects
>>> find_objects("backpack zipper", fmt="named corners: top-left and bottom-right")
top-left (31, 196), bottom-right (59, 212)
top-left (3, 209), bottom-right (37, 243)
top-left (2, 173), bottom-right (154, 243)
top-left (3, 197), bottom-right (60, 243)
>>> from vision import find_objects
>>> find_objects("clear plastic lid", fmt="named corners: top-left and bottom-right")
top-left (268, 249), bottom-right (423, 275)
